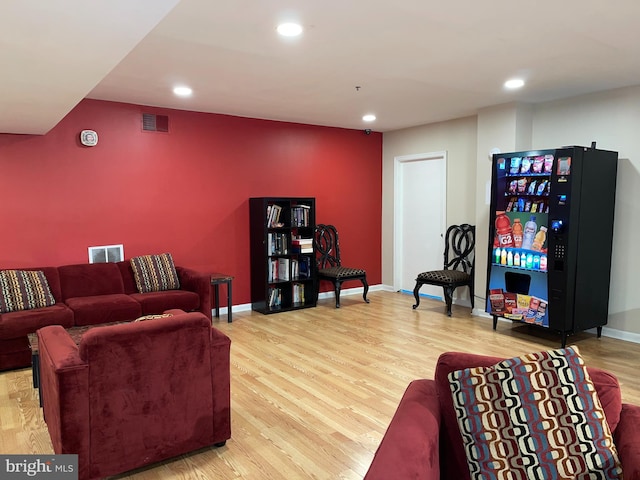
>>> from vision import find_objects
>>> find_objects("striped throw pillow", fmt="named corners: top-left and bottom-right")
top-left (0, 270), bottom-right (56, 313)
top-left (449, 346), bottom-right (622, 479)
top-left (130, 253), bottom-right (180, 293)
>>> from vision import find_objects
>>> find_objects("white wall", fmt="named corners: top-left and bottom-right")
top-left (383, 85), bottom-right (640, 336)
top-left (532, 86), bottom-right (640, 335)
top-left (474, 103), bottom-right (537, 308)
top-left (382, 116), bottom-right (477, 288)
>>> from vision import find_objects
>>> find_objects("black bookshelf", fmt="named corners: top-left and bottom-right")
top-left (249, 197), bottom-right (317, 314)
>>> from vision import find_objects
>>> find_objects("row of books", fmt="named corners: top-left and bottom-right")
top-left (267, 284), bottom-right (308, 308)
top-left (267, 232), bottom-right (288, 255)
top-left (292, 256), bottom-right (312, 279)
top-left (266, 203), bottom-right (312, 228)
top-left (266, 204), bottom-right (284, 228)
top-left (291, 204), bottom-right (311, 227)
top-left (292, 283), bottom-right (306, 304)
top-left (291, 237), bottom-right (313, 254)
top-left (268, 287), bottom-right (282, 308)
top-left (268, 257), bottom-right (312, 282)
top-left (268, 258), bottom-right (290, 282)
top-left (267, 234), bottom-right (313, 256)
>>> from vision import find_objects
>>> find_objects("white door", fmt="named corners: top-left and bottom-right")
top-left (394, 152), bottom-right (447, 299)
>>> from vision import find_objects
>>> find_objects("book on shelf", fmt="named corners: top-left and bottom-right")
top-left (268, 287), bottom-right (281, 307)
top-left (292, 282), bottom-right (305, 304)
top-left (291, 237), bottom-right (313, 246)
top-left (291, 237), bottom-right (313, 253)
top-left (268, 232), bottom-right (288, 255)
top-left (298, 256), bottom-right (311, 278)
top-left (268, 258), bottom-right (277, 282)
top-left (277, 258), bottom-right (290, 281)
top-left (267, 204), bottom-right (283, 228)
top-left (291, 204), bottom-right (311, 227)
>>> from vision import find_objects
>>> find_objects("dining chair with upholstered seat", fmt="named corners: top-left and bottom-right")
top-left (413, 224), bottom-right (475, 316)
top-left (314, 224), bottom-right (369, 308)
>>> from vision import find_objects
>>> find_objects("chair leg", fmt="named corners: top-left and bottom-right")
top-left (469, 282), bottom-right (475, 310)
top-left (316, 279), bottom-right (321, 305)
top-left (334, 280), bottom-right (343, 308)
top-left (412, 282), bottom-right (422, 309)
top-left (361, 277), bottom-right (370, 304)
top-left (443, 286), bottom-right (454, 316)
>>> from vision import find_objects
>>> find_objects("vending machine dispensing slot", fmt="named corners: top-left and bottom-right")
top-left (505, 272), bottom-right (531, 295)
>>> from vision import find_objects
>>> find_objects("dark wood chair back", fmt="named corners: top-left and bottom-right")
top-left (315, 224), bottom-right (342, 269)
top-left (313, 224), bottom-right (369, 308)
top-left (413, 224), bottom-right (475, 316)
top-left (443, 223), bottom-right (475, 273)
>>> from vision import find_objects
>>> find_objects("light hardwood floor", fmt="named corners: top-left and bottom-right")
top-left (2, 291), bottom-right (640, 479)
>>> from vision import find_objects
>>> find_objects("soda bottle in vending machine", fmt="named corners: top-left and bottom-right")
top-left (521, 215), bottom-right (538, 250)
top-left (495, 213), bottom-right (514, 248)
top-left (512, 218), bottom-right (523, 248)
top-left (532, 226), bottom-right (548, 252)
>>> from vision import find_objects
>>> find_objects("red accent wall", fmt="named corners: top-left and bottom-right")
top-left (0, 99), bottom-right (382, 305)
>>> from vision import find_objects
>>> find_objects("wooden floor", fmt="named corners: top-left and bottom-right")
top-left (2, 291), bottom-right (640, 479)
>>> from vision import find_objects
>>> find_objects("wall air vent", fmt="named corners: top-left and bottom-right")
top-left (142, 113), bottom-right (169, 132)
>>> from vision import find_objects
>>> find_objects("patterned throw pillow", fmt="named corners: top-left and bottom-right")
top-left (134, 313), bottom-right (174, 322)
top-left (130, 253), bottom-right (180, 293)
top-left (0, 269), bottom-right (56, 313)
top-left (449, 346), bottom-right (622, 480)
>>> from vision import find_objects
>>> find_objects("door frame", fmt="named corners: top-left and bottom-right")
top-left (393, 151), bottom-right (447, 292)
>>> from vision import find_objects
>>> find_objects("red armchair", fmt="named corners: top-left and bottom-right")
top-left (37, 311), bottom-right (231, 480)
top-left (365, 351), bottom-right (640, 480)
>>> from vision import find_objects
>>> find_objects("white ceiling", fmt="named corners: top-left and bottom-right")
top-left (4, 0), bottom-right (640, 135)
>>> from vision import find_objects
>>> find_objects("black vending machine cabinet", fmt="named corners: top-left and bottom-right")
top-left (486, 145), bottom-right (618, 346)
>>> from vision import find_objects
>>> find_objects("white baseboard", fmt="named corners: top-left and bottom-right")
top-left (317, 283), bottom-right (386, 300)
top-left (471, 308), bottom-right (640, 345)
top-left (472, 308), bottom-right (493, 319)
top-left (215, 290), bottom-right (640, 345)
top-left (212, 284), bottom-right (388, 318)
top-left (595, 326), bottom-right (640, 344)
top-left (211, 304), bottom-right (250, 317)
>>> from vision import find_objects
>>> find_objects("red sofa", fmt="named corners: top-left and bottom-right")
top-left (37, 310), bottom-right (231, 480)
top-left (0, 261), bottom-right (211, 371)
top-left (364, 351), bottom-right (640, 479)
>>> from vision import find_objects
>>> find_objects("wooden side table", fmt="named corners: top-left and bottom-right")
top-left (211, 273), bottom-right (234, 323)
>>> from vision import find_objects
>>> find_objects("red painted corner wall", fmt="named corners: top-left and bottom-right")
top-left (0, 99), bottom-right (382, 305)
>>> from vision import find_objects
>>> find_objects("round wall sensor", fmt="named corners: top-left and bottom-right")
top-left (80, 130), bottom-right (98, 147)
top-left (488, 147), bottom-right (501, 160)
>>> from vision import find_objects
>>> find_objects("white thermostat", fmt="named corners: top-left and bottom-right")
top-left (80, 130), bottom-right (98, 147)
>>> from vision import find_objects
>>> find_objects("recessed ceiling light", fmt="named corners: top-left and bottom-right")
top-left (504, 78), bottom-right (525, 90)
top-left (277, 22), bottom-right (303, 37)
top-left (363, 114), bottom-right (376, 122)
top-left (173, 86), bottom-right (193, 97)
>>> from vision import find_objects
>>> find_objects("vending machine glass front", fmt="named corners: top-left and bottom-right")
top-left (486, 153), bottom-right (552, 327)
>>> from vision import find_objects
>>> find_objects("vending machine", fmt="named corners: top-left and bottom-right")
top-left (486, 144), bottom-right (618, 346)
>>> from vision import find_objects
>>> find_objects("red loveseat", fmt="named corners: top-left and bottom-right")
top-left (0, 261), bottom-right (211, 371)
top-left (364, 351), bottom-right (640, 479)
top-left (37, 310), bottom-right (231, 480)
